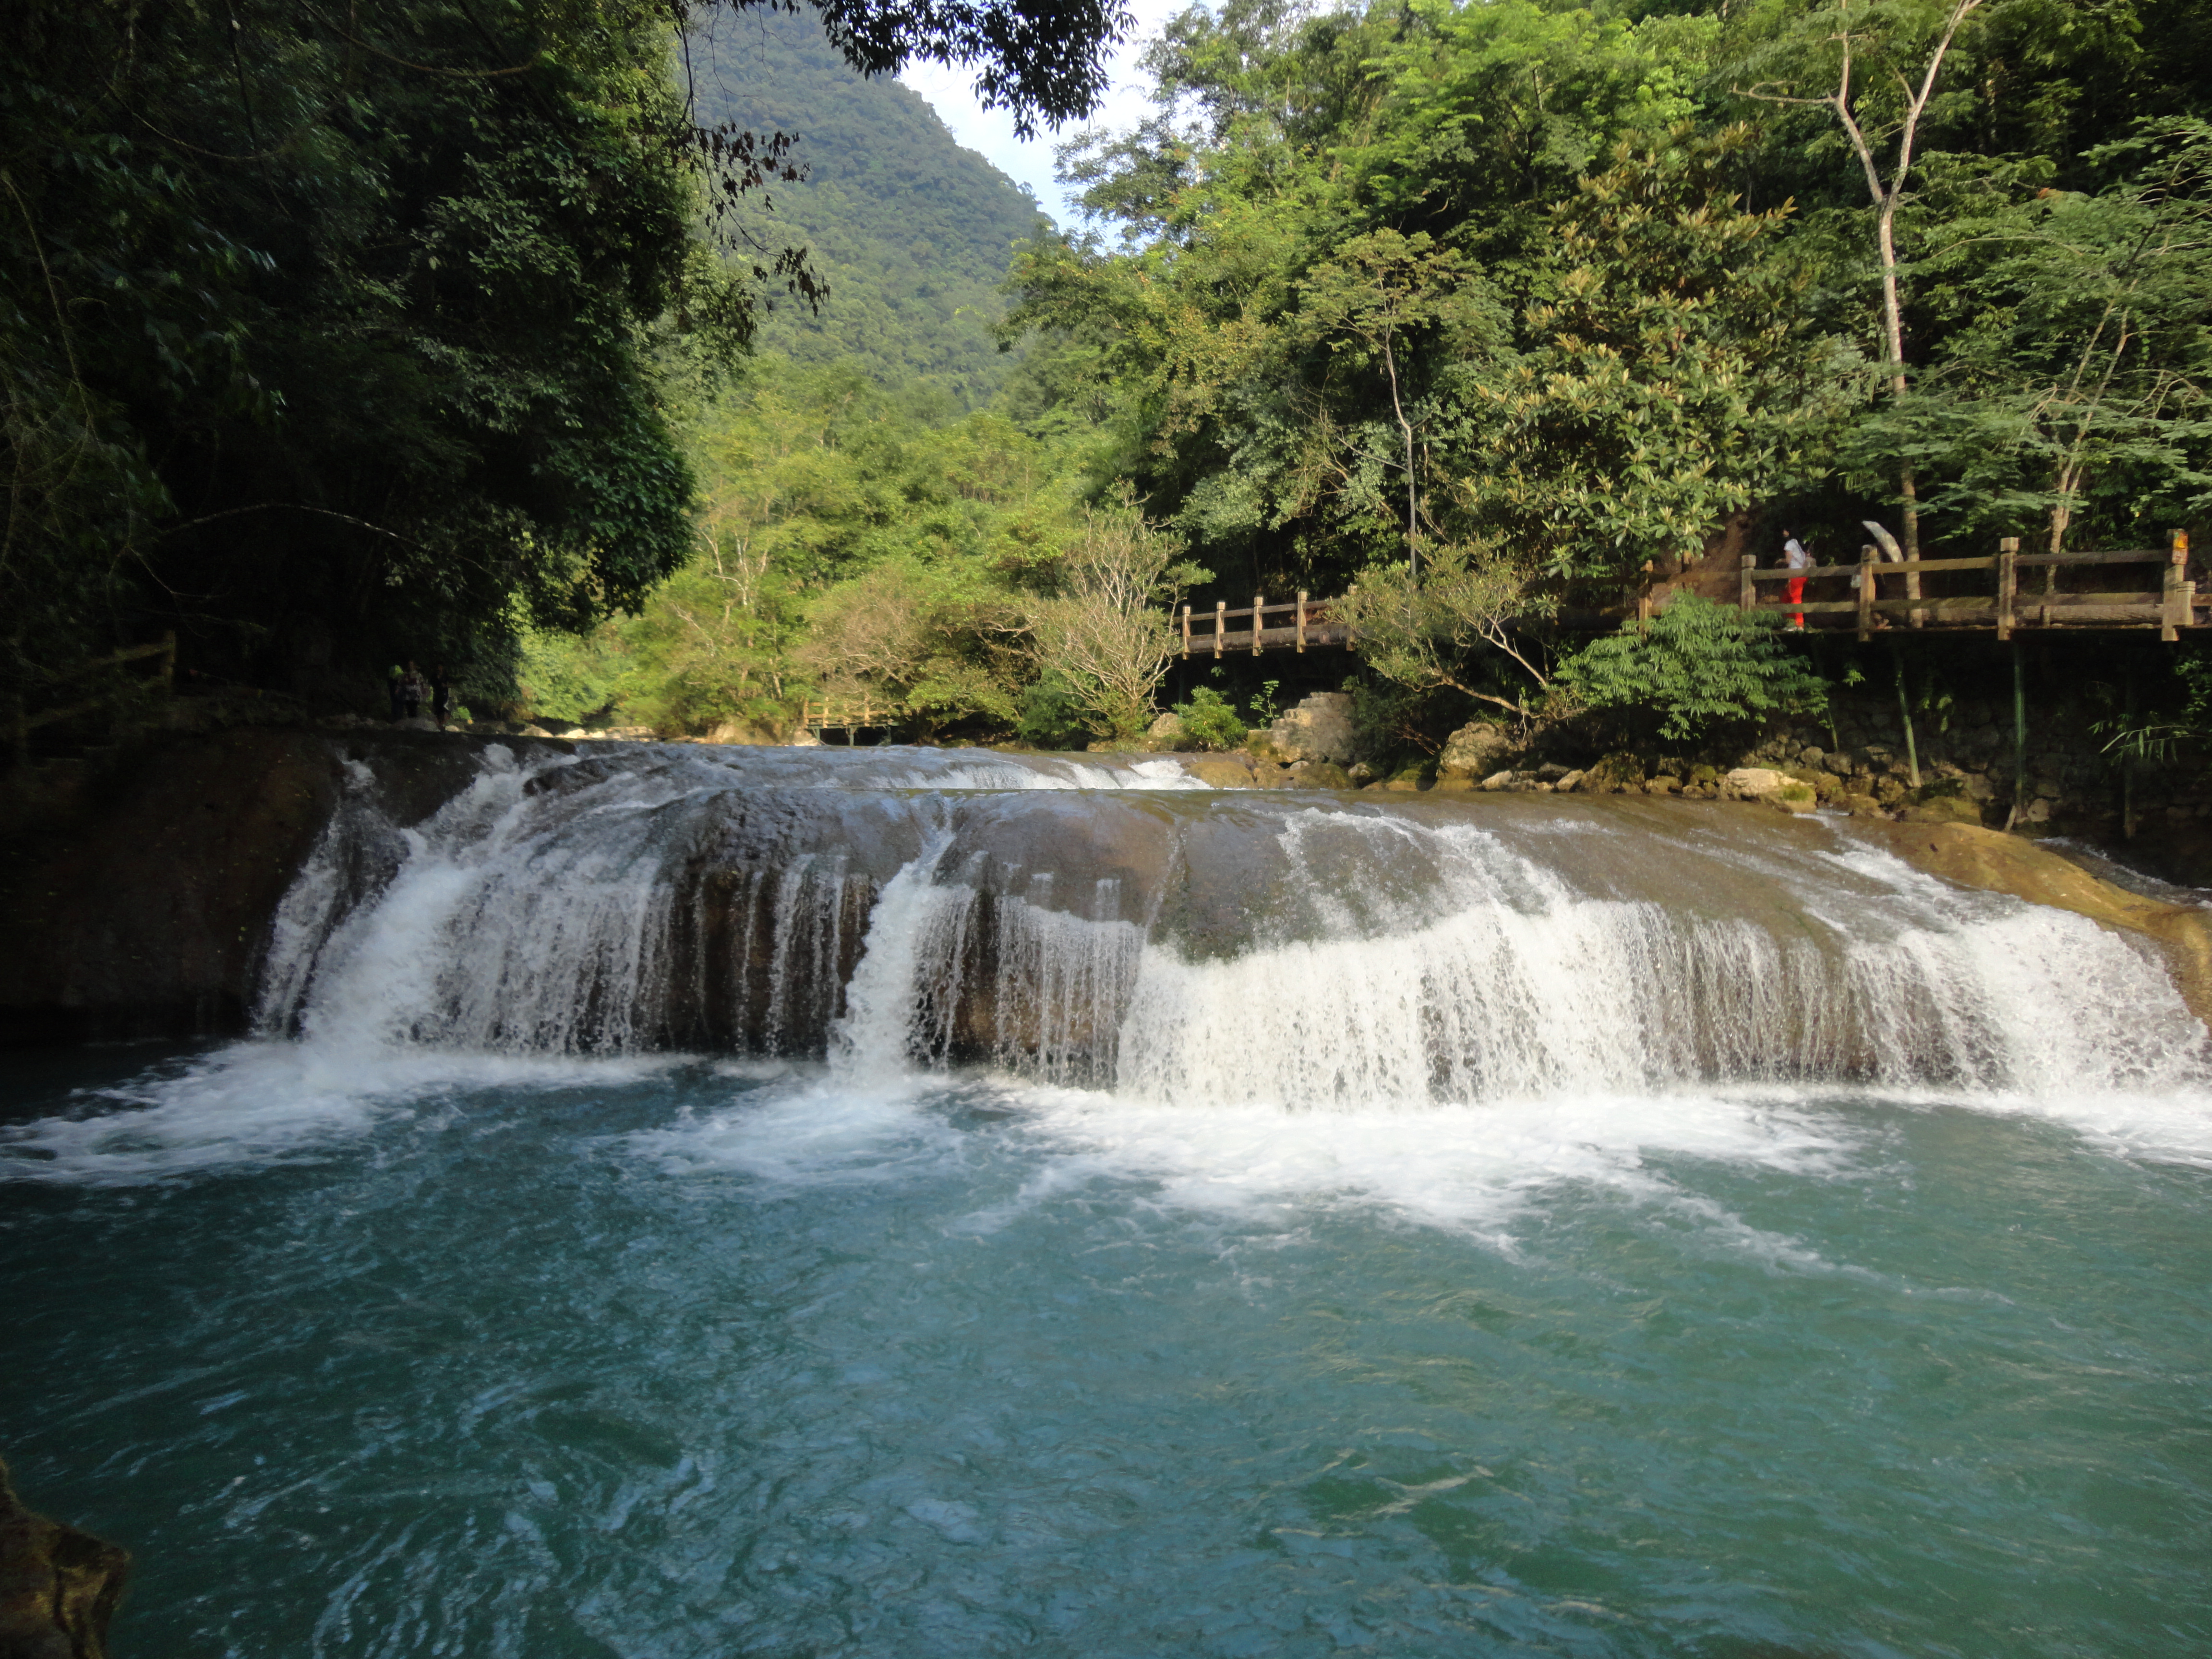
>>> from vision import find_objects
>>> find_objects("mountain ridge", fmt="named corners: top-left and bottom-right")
top-left (689, 10), bottom-right (1052, 402)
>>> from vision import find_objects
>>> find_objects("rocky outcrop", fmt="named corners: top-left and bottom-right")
top-left (0, 728), bottom-right (539, 1046)
top-left (0, 1460), bottom-right (128, 1659)
top-left (1437, 720), bottom-right (1516, 780)
top-left (1251, 692), bottom-right (1358, 766)
top-left (1723, 768), bottom-right (1817, 811)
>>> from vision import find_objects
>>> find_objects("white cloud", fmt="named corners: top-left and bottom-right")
top-left (898, 0), bottom-right (1189, 228)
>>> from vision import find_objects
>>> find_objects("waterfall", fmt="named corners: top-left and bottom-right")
top-left (252, 740), bottom-right (2211, 1105)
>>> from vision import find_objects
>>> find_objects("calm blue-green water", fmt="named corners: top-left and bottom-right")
top-left (5, 1045), bottom-right (2209, 1658)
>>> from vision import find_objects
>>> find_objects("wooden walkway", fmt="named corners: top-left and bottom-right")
top-left (1177, 592), bottom-right (1351, 657)
top-left (1740, 532), bottom-right (2199, 640)
top-left (1170, 532), bottom-right (2204, 661)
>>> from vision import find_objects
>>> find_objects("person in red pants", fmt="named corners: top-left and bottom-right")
top-left (1781, 528), bottom-right (1812, 628)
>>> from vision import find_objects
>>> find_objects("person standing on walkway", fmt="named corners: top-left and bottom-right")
top-left (401, 661), bottom-right (427, 719)
top-left (1781, 529), bottom-right (1813, 630)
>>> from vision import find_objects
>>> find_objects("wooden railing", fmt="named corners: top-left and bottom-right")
top-left (1177, 591), bottom-right (1352, 658)
top-left (800, 695), bottom-right (897, 732)
top-left (9, 633), bottom-right (177, 762)
top-left (1743, 532), bottom-right (2199, 640)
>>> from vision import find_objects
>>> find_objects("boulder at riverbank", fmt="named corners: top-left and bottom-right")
top-left (0, 1459), bottom-right (128, 1659)
top-left (0, 727), bottom-right (533, 1047)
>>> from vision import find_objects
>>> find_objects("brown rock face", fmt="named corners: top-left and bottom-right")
top-left (0, 1461), bottom-right (128, 1659)
top-left (0, 731), bottom-right (343, 1045)
top-left (1849, 820), bottom-right (2212, 1030)
top-left (0, 728), bottom-right (516, 1047)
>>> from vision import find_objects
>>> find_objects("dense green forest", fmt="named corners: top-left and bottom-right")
top-left (12, 0), bottom-right (2212, 754)
top-left (689, 8), bottom-right (1052, 400)
top-left (0, 0), bottom-right (1121, 720)
top-left (524, 0), bottom-right (2212, 748)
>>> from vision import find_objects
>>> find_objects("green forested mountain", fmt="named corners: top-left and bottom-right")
top-left (691, 10), bottom-right (1053, 402)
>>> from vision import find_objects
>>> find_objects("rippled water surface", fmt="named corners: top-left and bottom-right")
top-left (5, 1050), bottom-right (2210, 1658)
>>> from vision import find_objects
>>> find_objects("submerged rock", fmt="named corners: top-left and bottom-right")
top-left (1180, 755), bottom-right (1266, 789)
top-left (0, 1458), bottom-right (129, 1659)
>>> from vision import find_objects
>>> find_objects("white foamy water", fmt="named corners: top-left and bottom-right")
top-left (9, 741), bottom-right (2212, 1187)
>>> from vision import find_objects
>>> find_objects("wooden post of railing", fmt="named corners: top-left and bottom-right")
top-left (1252, 592), bottom-right (1263, 656)
top-left (1637, 561), bottom-right (1654, 630)
top-left (1181, 603), bottom-right (1191, 659)
top-left (1296, 590), bottom-right (1307, 653)
top-left (1996, 537), bottom-right (2018, 641)
top-left (2164, 529), bottom-right (2190, 642)
top-left (1856, 545), bottom-right (1875, 641)
top-left (1213, 600), bottom-right (1226, 660)
top-left (1740, 553), bottom-right (1755, 613)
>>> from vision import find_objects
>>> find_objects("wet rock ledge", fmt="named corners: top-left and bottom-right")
top-left (0, 1460), bottom-right (128, 1659)
top-left (0, 727), bottom-right (516, 1048)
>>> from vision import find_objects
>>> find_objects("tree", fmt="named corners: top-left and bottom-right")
top-left (1452, 128), bottom-right (1839, 578)
top-left (1742, 0), bottom-right (1990, 568)
top-left (1337, 542), bottom-right (1555, 717)
top-left (1298, 230), bottom-right (1492, 579)
top-left (1847, 118), bottom-right (2212, 552)
top-left (0, 0), bottom-right (1129, 713)
top-left (1027, 494), bottom-right (1193, 739)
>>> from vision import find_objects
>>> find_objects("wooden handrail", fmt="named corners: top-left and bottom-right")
top-left (1740, 533), bottom-right (2194, 639)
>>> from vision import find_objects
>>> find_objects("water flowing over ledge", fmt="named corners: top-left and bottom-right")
top-left (252, 741), bottom-right (2212, 1108)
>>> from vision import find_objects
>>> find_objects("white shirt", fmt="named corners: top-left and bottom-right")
top-left (1782, 537), bottom-right (1812, 571)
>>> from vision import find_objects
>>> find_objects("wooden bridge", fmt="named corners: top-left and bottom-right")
top-left (800, 695), bottom-right (897, 736)
top-left (1177, 592), bottom-right (1351, 657)
top-left (1738, 532), bottom-right (2200, 640)
top-left (1172, 532), bottom-right (2204, 661)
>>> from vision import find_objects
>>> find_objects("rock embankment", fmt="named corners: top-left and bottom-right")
top-left (0, 727), bottom-right (517, 1046)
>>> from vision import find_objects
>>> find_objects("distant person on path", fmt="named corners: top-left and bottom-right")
top-left (1781, 528), bottom-right (1813, 630)
top-left (401, 661), bottom-right (427, 719)
top-left (431, 666), bottom-right (455, 728)
top-left (387, 663), bottom-right (405, 721)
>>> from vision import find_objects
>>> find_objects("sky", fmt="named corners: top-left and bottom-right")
top-left (897, 0), bottom-right (1189, 228)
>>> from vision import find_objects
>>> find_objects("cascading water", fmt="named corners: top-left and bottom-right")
top-left (250, 741), bottom-right (2210, 1104)
top-left (6, 737), bottom-right (2211, 1659)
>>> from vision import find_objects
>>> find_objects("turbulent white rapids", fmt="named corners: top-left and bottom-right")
top-left (253, 740), bottom-right (2211, 1109)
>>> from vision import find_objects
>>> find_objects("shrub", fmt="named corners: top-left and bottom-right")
top-left (1015, 672), bottom-right (1091, 749)
top-left (1171, 685), bottom-right (1248, 750)
top-left (1553, 594), bottom-right (1828, 742)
